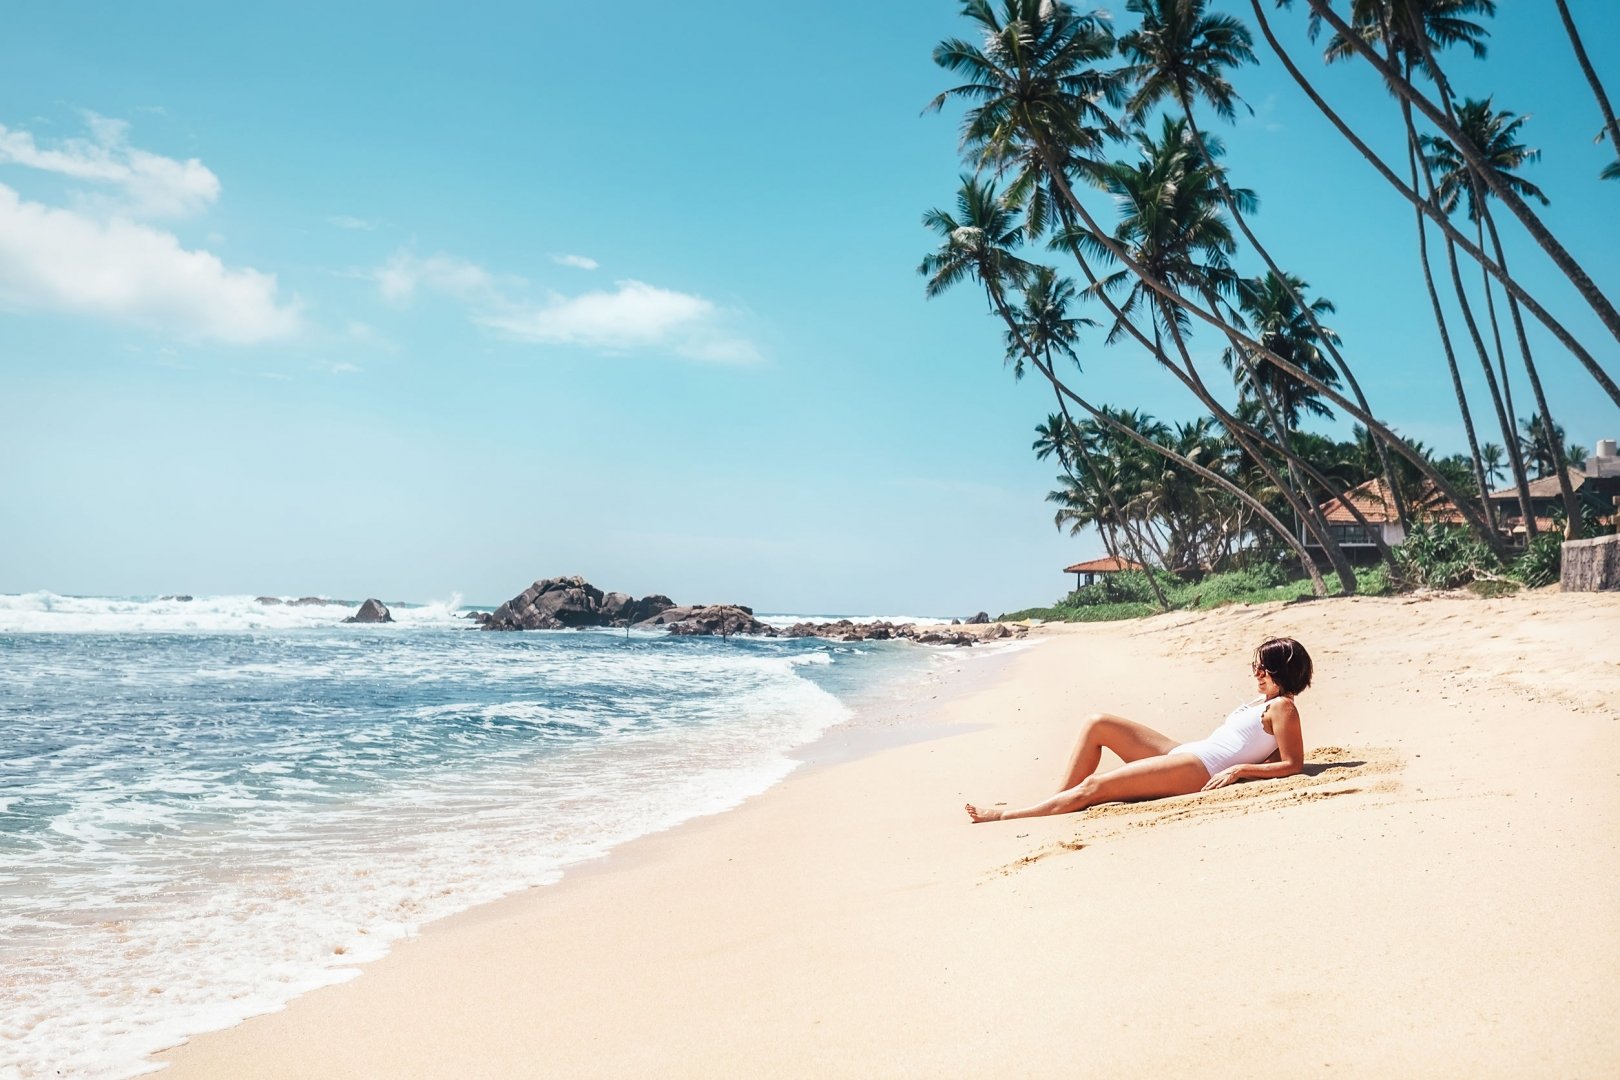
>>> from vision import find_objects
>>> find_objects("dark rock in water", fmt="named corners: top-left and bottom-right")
top-left (290, 596), bottom-right (343, 607)
top-left (463, 610), bottom-right (492, 624)
top-left (344, 598), bottom-right (394, 624)
top-left (627, 594), bottom-right (674, 624)
top-left (256, 596), bottom-right (284, 606)
top-left (950, 617), bottom-right (961, 625)
top-left (598, 591), bottom-right (635, 623)
top-left (965, 611), bottom-right (991, 624)
top-left (638, 604), bottom-right (774, 637)
top-left (159, 595), bottom-right (194, 602)
top-left (484, 576), bottom-right (665, 631)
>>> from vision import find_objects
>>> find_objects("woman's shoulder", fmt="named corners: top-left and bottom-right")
top-left (1262, 696), bottom-right (1301, 722)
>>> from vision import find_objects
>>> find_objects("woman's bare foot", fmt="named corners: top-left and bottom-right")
top-left (965, 802), bottom-right (1002, 823)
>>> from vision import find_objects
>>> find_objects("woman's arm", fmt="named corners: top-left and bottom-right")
top-left (1201, 699), bottom-right (1304, 791)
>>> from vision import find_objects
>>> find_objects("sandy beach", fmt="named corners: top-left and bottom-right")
top-left (155, 589), bottom-right (1620, 1078)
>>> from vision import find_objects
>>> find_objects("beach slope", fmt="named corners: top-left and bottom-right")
top-left (157, 590), bottom-right (1620, 1078)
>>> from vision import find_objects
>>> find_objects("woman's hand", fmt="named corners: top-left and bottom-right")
top-left (1202, 766), bottom-right (1244, 791)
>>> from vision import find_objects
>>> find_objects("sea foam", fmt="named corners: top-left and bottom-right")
top-left (0, 609), bottom-right (932, 1079)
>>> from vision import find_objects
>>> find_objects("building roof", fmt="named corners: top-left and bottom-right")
top-left (1063, 555), bottom-right (1145, 574)
top-left (1318, 478), bottom-right (1467, 525)
top-left (1486, 466), bottom-right (1586, 502)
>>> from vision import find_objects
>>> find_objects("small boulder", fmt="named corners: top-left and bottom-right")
top-left (965, 611), bottom-right (991, 624)
top-left (256, 596), bottom-right (284, 606)
top-left (344, 598), bottom-right (394, 624)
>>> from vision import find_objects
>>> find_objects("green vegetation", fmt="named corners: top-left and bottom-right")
top-left (919, 0), bottom-right (1619, 606)
top-left (1002, 564), bottom-right (1394, 623)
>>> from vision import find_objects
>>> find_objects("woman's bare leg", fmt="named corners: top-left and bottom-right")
top-left (966, 754), bottom-right (1208, 823)
top-left (1055, 713), bottom-right (1182, 791)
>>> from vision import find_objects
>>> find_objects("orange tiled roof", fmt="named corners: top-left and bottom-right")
top-left (1318, 478), bottom-right (1466, 525)
top-left (1063, 556), bottom-right (1146, 574)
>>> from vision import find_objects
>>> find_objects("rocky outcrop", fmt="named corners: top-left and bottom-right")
top-left (344, 598), bottom-right (394, 624)
top-left (965, 611), bottom-right (991, 624)
top-left (255, 596), bottom-right (284, 606)
top-left (478, 575), bottom-right (1027, 647)
top-left (159, 595), bottom-right (194, 602)
top-left (638, 604), bottom-right (772, 637)
top-left (481, 576), bottom-right (675, 631)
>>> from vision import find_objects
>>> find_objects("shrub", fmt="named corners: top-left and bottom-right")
top-left (1511, 533), bottom-right (1563, 588)
top-left (1397, 524), bottom-right (1501, 589)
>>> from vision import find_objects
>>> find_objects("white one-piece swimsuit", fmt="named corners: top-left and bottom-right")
top-left (1172, 697), bottom-right (1278, 777)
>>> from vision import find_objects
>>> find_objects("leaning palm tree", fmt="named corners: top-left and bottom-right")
top-left (1424, 98), bottom-right (1582, 538)
top-left (1550, 0), bottom-right (1620, 181)
top-left (1015, 271), bottom-right (1171, 609)
top-left (1302, 0), bottom-right (1620, 349)
top-left (1315, 0), bottom-right (1517, 534)
top-left (1066, 118), bottom-right (1360, 590)
top-left (1118, 0), bottom-right (1410, 528)
top-left (919, 172), bottom-right (1329, 593)
top-left (931, 0), bottom-right (1509, 556)
top-left (1245, 1), bottom-right (1620, 408)
top-left (1222, 272), bottom-right (1340, 437)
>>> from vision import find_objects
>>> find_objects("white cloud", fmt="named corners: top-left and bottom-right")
top-left (550, 253), bottom-right (599, 270)
top-left (375, 251), bottom-right (496, 304)
top-left (374, 250), bottom-right (760, 364)
top-left (0, 112), bottom-right (219, 218)
top-left (0, 182), bottom-right (301, 344)
top-left (327, 214), bottom-right (376, 231)
top-left (326, 361), bottom-right (362, 374)
top-left (480, 280), bottom-right (713, 348)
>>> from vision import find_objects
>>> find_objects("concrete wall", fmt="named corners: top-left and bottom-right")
top-left (1561, 534), bottom-right (1620, 592)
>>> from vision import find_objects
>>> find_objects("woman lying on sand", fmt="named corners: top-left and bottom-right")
top-left (966, 637), bottom-right (1312, 823)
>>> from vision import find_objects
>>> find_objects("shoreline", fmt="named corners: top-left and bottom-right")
top-left (154, 590), bottom-right (1620, 1077)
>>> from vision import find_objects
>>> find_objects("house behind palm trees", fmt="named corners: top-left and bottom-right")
top-left (1305, 478), bottom-right (1465, 561)
top-left (1488, 440), bottom-right (1620, 535)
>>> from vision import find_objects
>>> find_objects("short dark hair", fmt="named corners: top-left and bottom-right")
top-left (1256, 637), bottom-right (1313, 695)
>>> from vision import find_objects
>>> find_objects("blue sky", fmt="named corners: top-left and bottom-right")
top-left (1, 1), bottom-right (1616, 614)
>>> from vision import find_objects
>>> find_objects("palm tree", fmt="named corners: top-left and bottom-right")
top-left (1424, 98), bottom-right (1582, 538)
top-left (1014, 270), bottom-right (1171, 609)
top-left (931, 0), bottom-right (1510, 557)
top-left (1551, 0), bottom-right (1620, 181)
top-left (1479, 442), bottom-right (1507, 489)
top-left (1315, 0), bottom-right (1517, 535)
top-left (1222, 272), bottom-right (1340, 436)
top-left (1064, 118), bottom-right (1359, 591)
top-left (1245, 1), bottom-right (1620, 408)
top-left (1303, 0), bottom-right (1620, 349)
top-left (1119, 0), bottom-right (1411, 531)
top-left (918, 173), bottom-right (1322, 591)
top-left (1518, 413), bottom-right (1567, 480)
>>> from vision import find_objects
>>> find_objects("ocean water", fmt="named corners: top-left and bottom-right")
top-left (0, 593), bottom-right (961, 1079)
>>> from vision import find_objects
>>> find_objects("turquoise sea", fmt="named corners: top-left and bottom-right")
top-left (0, 593), bottom-right (965, 1079)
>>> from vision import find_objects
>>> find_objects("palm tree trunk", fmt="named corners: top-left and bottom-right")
top-left (1302, 0), bottom-right (1620, 347)
top-left (1247, 0), bottom-right (1620, 409)
top-left (1552, 0), bottom-right (1620, 163)
top-left (1474, 211), bottom-right (1521, 468)
top-left (1006, 326), bottom-right (1330, 597)
top-left (1159, 309), bottom-right (1359, 594)
top-left (1482, 205), bottom-right (1583, 540)
top-left (1397, 85), bottom-right (1537, 537)
top-left (1034, 133), bottom-right (1510, 557)
top-left (1042, 375), bottom-right (1171, 611)
top-left (1050, 210), bottom-right (1353, 589)
top-left (1403, 124), bottom-right (1494, 529)
top-left (1179, 107), bottom-right (1411, 530)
